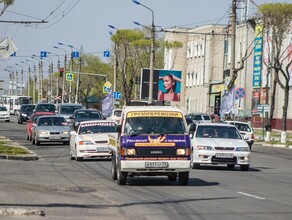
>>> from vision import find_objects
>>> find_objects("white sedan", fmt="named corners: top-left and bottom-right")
top-left (191, 123), bottom-right (250, 171)
top-left (70, 120), bottom-right (117, 161)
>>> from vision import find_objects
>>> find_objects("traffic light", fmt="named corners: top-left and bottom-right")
top-left (59, 67), bottom-right (64, 77)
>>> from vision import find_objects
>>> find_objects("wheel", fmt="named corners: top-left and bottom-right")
top-left (227, 164), bottom-right (235, 169)
top-left (117, 163), bottom-right (127, 185)
top-left (192, 163), bottom-right (200, 169)
top-left (168, 173), bottom-right (177, 181)
top-left (69, 152), bottom-right (74, 160)
top-left (32, 138), bottom-right (35, 145)
top-left (111, 155), bottom-right (117, 180)
top-left (76, 157), bottom-right (83, 161)
top-left (178, 172), bottom-right (189, 186)
top-left (36, 141), bottom-right (41, 146)
top-left (5, 120), bottom-right (10, 122)
top-left (240, 165), bottom-right (249, 171)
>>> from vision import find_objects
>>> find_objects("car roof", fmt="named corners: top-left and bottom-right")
top-left (57, 103), bottom-right (83, 107)
top-left (75, 109), bottom-right (101, 113)
top-left (32, 112), bottom-right (55, 116)
top-left (38, 115), bottom-right (65, 119)
top-left (79, 119), bottom-right (116, 125)
top-left (122, 106), bottom-right (182, 114)
top-left (225, 121), bottom-right (250, 125)
top-left (197, 122), bottom-right (235, 127)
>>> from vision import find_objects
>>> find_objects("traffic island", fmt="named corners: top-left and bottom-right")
top-left (0, 136), bottom-right (38, 161)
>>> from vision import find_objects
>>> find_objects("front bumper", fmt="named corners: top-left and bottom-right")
top-left (36, 134), bottom-right (70, 142)
top-left (77, 145), bottom-right (112, 159)
top-left (120, 160), bottom-right (191, 173)
top-left (192, 151), bottom-right (250, 165)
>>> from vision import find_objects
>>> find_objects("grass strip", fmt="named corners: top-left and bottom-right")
top-left (0, 141), bottom-right (30, 155)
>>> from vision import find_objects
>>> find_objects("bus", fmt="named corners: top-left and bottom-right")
top-left (0, 95), bottom-right (33, 115)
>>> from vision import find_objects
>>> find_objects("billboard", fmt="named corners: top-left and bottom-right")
top-left (140, 69), bottom-right (182, 102)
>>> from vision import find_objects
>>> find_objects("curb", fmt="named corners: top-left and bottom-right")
top-left (255, 142), bottom-right (292, 149)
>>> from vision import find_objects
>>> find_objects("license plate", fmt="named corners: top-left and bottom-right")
top-left (215, 153), bottom-right (233, 158)
top-left (96, 147), bottom-right (109, 152)
top-left (49, 136), bottom-right (61, 140)
top-left (145, 162), bottom-right (168, 168)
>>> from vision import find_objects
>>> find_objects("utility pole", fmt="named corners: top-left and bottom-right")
top-left (230, 0), bottom-right (236, 80)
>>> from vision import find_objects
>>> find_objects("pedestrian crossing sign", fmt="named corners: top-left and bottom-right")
top-left (66, 73), bottom-right (74, 81)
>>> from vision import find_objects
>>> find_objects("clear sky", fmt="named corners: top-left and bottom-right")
top-left (0, 0), bottom-right (288, 88)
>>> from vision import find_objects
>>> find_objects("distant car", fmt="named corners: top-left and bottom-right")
top-left (55, 103), bottom-right (83, 123)
top-left (31, 115), bottom-right (70, 146)
top-left (224, 121), bottom-right (254, 149)
top-left (0, 106), bottom-right (10, 122)
top-left (191, 123), bottom-right (250, 171)
top-left (17, 104), bottom-right (35, 124)
top-left (34, 103), bottom-right (56, 113)
top-left (26, 112), bottom-right (55, 141)
top-left (69, 120), bottom-right (117, 161)
top-left (107, 109), bottom-right (122, 123)
top-left (187, 113), bottom-right (212, 124)
top-left (69, 109), bottom-right (103, 130)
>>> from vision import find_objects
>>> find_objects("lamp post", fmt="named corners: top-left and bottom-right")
top-left (32, 55), bottom-right (43, 102)
top-left (108, 25), bottom-right (118, 92)
top-left (15, 63), bottom-right (24, 95)
top-left (132, 0), bottom-right (155, 104)
top-left (48, 52), bottom-right (60, 97)
top-left (41, 58), bottom-right (52, 102)
top-left (53, 45), bottom-right (67, 103)
top-left (26, 59), bottom-right (37, 103)
top-left (8, 66), bottom-right (18, 95)
top-left (4, 68), bottom-right (13, 95)
top-left (21, 61), bottom-right (31, 97)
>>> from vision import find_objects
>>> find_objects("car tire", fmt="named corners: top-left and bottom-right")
top-left (227, 164), bottom-right (235, 169)
top-left (117, 163), bottom-right (127, 185)
top-left (168, 173), bottom-right (177, 181)
top-left (192, 163), bottom-right (200, 169)
top-left (5, 120), bottom-right (10, 122)
top-left (178, 172), bottom-right (189, 186)
top-left (76, 157), bottom-right (83, 161)
top-left (240, 165), bottom-right (249, 171)
top-left (111, 155), bottom-right (117, 180)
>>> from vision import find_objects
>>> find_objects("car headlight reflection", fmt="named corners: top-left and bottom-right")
top-left (235, 147), bottom-right (250, 152)
top-left (196, 145), bottom-right (214, 151)
top-left (62, 131), bottom-right (69, 135)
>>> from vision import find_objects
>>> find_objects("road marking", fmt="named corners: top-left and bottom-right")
top-left (238, 192), bottom-right (266, 200)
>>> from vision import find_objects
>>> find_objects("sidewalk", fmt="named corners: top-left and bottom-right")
top-left (0, 136), bottom-right (38, 161)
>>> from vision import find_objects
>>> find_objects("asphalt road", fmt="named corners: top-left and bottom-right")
top-left (0, 116), bottom-right (292, 220)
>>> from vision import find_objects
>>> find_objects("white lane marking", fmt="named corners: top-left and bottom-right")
top-left (238, 192), bottom-right (266, 200)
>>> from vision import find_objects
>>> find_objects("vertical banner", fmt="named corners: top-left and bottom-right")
top-left (219, 87), bottom-right (235, 115)
top-left (252, 25), bottom-right (263, 88)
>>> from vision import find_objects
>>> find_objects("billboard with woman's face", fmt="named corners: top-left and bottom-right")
top-left (140, 69), bottom-right (182, 102)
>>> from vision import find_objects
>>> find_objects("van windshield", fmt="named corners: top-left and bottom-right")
top-left (125, 117), bottom-right (185, 135)
top-left (61, 106), bottom-right (82, 114)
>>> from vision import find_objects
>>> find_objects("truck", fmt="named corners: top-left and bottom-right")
top-left (109, 105), bottom-right (194, 185)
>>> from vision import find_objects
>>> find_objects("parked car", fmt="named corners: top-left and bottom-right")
top-left (31, 115), bottom-right (70, 145)
top-left (224, 121), bottom-right (254, 149)
top-left (55, 103), bottom-right (83, 123)
top-left (17, 104), bottom-right (35, 124)
top-left (107, 109), bottom-right (122, 123)
top-left (190, 123), bottom-right (250, 171)
top-left (69, 109), bottom-right (103, 130)
top-left (187, 113), bottom-right (212, 124)
top-left (34, 103), bottom-right (56, 113)
top-left (26, 112), bottom-right (55, 141)
top-left (69, 120), bottom-right (117, 161)
top-left (0, 105), bottom-right (10, 122)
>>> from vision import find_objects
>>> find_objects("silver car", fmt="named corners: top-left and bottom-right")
top-left (32, 115), bottom-right (71, 146)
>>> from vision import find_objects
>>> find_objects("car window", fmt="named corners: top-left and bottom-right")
top-left (79, 122), bottom-right (116, 134)
top-left (60, 106), bottom-right (82, 114)
top-left (114, 110), bottom-right (122, 117)
top-left (196, 125), bottom-right (242, 139)
top-left (38, 117), bottom-right (66, 126)
top-left (203, 115), bottom-right (211, 120)
top-left (0, 106), bottom-right (7, 111)
top-left (194, 115), bottom-right (202, 120)
top-left (235, 123), bottom-right (251, 132)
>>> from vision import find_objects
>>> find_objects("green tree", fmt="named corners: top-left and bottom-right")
top-left (258, 3), bottom-right (292, 143)
top-left (0, 0), bottom-right (14, 16)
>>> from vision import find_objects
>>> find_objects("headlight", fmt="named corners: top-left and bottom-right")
top-left (62, 131), bottom-right (69, 135)
top-left (22, 113), bottom-right (27, 117)
top-left (176, 148), bottom-right (191, 156)
top-left (78, 141), bottom-right (94, 145)
top-left (121, 148), bottom-right (136, 156)
top-left (196, 145), bottom-right (214, 151)
top-left (235, 147), bottom-right (250, 152)
top-left (38, 131), bottom-right (49, 135)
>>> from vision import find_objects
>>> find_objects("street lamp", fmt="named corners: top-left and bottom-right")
top-left (41, 57), bottom-right (52, 102)
top-left (15, 63), bottom-right (24, 95)
top-left (26, 59), bottom-right (37, 103)
top-left (108, 24), bottom-right (118, 92)
top-left (31, 55), bottom-right (43, 102)
top-left (132, 0), bottom-right (155, 104)
top-left (53, 45), bottom-right (67, 103)
top-left (47, 51), bottom-right (60, 98)
top-left (21, 61), bottom-right (31, 97)
top-left (8, 66), bottom-right (18, 95)
top-left (4, 68), bottom-right (13, 95)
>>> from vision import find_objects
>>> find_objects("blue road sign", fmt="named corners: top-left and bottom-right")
top-left (112, 92), bottom-right (122, 99)
top-left (104, 51), bottom-right (110, 57)
top-left (40, 51), bottom-right (47, 58)
top-left (235, 87), bottom-right (246, 99)
top-left (66, 73), bottom-right (73, 81)
top-left (72, 51), bottom-right (79, 58)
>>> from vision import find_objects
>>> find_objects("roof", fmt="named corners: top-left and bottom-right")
top-left (57, 103), bottom-right (83, 107)
top-left (122, 105), bottom-right (182, 114)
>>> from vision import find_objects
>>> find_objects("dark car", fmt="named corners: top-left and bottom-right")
top-left (17, 104), bottom-right (36, 124)
top-left (69, 109), bottom-right (103, 130)
top-left (34, 103), bottom-right (56, 113)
